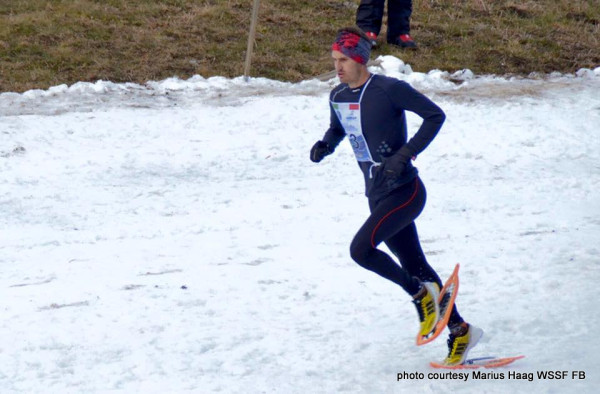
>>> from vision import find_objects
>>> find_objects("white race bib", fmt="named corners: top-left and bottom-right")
top-left (331, 76), bottom-right (377, 164)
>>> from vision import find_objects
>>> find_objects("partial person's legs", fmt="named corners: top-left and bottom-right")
top-left (387, 0), bottom-right (417, 47)
top-left (386, 0), bottom-right (412, 38)
top-left (356, 0), bottom-right (386, 37)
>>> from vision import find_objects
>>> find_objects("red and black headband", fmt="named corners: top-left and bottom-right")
top-left (331, 30), bottom-right (372, 65)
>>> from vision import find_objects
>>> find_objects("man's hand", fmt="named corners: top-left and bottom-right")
top-left (310, 141), bottom-right (333, 163)
top-left (381, 145), bottom-right (413, 175)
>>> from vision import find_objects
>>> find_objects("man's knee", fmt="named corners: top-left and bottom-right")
top-left (349, 239), bottom-right (373, 267)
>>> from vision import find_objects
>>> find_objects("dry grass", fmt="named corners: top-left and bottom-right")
top-left (397, 0), bottom-right (600, 75)
top-left (0, 0), bottom-right (598, 92)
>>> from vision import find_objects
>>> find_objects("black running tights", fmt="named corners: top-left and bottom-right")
top-left (349, 177), bottom-right (464, 326)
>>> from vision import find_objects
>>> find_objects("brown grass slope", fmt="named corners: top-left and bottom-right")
top-left (0, 0), bottom-right (598, 92)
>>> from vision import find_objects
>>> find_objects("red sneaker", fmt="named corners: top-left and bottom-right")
top-left (390, 34), bottom-right (417, 49)
top-left (365, 31), bottom-right (378, 47)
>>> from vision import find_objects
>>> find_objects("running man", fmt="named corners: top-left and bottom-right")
top-left (310, 27), bottom-right (482, 365)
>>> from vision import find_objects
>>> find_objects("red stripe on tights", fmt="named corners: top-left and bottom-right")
top-left (370, 180), bottom-right (420, 248)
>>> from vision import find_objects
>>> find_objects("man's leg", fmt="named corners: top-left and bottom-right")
top-left (385, 222), bottom-right (464, 327)
top-left (387, 0), bottom-right (417, 48)
top-left (386, 0), bottom-right (412, 38)
top-left (349, 178), bottom-right (425, 295)
top-left (356, 0), bottom-right (386, 36)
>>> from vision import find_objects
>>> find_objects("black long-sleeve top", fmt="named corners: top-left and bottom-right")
top-left (323, 74), bottom-right (445, 203)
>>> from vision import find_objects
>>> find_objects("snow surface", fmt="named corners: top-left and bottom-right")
top-left (1, 56), bottom-right (599, 393)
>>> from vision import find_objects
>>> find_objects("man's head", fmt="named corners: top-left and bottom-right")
top-left (331, 27), bottom-right (372, 87)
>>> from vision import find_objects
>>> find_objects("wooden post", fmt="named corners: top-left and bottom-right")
top-left (244, 0), bottom-right (261, 82)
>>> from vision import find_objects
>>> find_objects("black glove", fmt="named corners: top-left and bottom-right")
top-left (310, 140), bottom-right (333, 163)
top-left (381, 145), bottom-right (413, 175)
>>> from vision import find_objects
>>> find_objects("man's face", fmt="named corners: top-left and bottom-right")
top-left (332, 50), bottom-right (364, 86)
